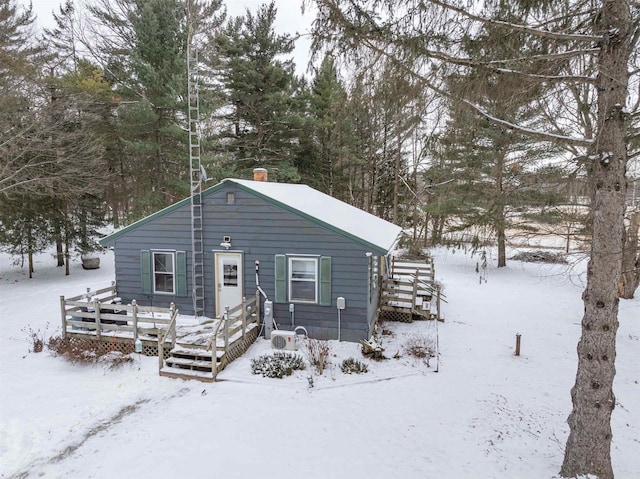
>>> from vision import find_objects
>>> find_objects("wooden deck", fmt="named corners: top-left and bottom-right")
top-left (379, 257), bottom-right (445, 322)
top-left (60, 286), bottom-right (260, 382)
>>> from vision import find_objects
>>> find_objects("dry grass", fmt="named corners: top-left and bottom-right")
top-left (404, 334), bottom-right (436, 366)
top-left (47, 336), bottom-right (134, 369)
top-left (305, 338), bottom-right (331, 375)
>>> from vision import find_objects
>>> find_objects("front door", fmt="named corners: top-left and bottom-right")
top-left (215, 252), bottom-right (243, 317)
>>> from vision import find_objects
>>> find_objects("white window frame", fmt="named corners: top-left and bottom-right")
top-left (152, 251), bottom-right (175, 294)
top-left (288, 256), bottom-right (318, 303)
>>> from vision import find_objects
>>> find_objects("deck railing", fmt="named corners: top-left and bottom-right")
top-left (205, 293), bottom-right (260, 378)
top-left (60, 284), bottom-right (178, 343)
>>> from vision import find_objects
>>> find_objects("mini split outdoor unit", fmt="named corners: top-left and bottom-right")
top-left (271, 331), bottom-right (298, 351)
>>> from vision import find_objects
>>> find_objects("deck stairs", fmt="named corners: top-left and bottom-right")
top-left (379, 257), bottom-right (446, 321)
top-left (159, 296), bottom-right (260, 382)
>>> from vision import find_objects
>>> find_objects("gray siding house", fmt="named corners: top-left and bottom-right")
top-left (99, 171), bottom-right (402, 342)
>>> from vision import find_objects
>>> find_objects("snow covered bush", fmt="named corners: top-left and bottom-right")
top-left (251, 352), bottom-right (305, 378)
top-left (404, 334), bottom-right (436, 366)
top-left (340, 357), bottom-right (369, 374)
top-left (304, 338), bottom-right (331, 374)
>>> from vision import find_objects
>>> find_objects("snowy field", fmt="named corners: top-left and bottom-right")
top-left (1, 246), bottom-right (638, 479)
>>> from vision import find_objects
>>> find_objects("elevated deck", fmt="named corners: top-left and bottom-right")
top-left (60, 286), bottom-right (261, 382)
top-left (379, 257), bottom-right (445, 322)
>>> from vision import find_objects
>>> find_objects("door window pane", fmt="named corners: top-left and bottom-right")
top-left (223, 261), bottom-right (238, 287)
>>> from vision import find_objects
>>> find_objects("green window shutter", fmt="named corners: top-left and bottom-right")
top-left (319, 256), bottom-right (332, 306)
top-left (141, 250), bottom-right (151, 294)
top-left (176, 251), bottom-right (187, 297)
top-left (274, 254), bottom-right (286, 303)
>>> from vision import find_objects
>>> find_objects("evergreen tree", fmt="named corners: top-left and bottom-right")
top-left (306, 54), bottom-right (354, 196)
top-left (213, 2), bottom-right (301, 181)
top-left (86, 0), bottom-right (224, 218)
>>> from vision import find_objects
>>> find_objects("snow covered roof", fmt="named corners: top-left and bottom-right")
top-left (100, 178), bottom-right (403, 254)
top-left (227, 179), bottom-right (402, 253)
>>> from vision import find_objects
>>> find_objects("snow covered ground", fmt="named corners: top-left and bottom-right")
top-left (1, 246), bottom-right (638, 479)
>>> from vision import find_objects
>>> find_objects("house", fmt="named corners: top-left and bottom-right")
top-left (99, 169), bottom-right (403, 342)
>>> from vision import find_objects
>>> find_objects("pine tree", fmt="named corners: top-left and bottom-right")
top-left (213, 2), bottom-right (302, 181)
top-left (306, 54), bottom-right (354, 197)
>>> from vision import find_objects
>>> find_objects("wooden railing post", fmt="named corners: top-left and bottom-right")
top-left (94, 298), bottom-right (102, 340)
top-left (411, 269), bottom-right (419, 312)
top-left (132, 299), bottom-right (138, 341)
top-left (169, 302), bottom-right (176, 349)
top-left (60, 296), bottom-right (67, 339)
top-left (224, 306), bottom-right (230, 353)
top-left (241, 297), bottom-right (247, 336)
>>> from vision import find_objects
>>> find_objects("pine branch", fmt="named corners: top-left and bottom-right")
top-left (360, 38), bottom-right (593, 148)
top-left (427, 0), bottom-right (602, 42)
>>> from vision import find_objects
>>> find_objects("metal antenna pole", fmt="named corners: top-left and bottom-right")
top-left (187, 9), bottom-right (205, 317)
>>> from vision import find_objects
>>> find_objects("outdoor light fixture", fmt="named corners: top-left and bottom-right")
top-left (220, 236), bottom-right (232, 249)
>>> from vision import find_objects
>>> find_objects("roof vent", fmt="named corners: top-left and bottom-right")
top-left (253, 168), bottom-right (268, 182)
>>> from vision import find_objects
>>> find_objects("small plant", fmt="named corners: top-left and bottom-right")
top-left (251, 352), bottom-right (305, 378)
top-left (22, 324), bottom-right (49, 353)
top-left (305, 338), bottom-right (331, 374)
top-left (341, 357), bottom-right (369, 374)
top-left (405, 334), bottom-right (436, 366)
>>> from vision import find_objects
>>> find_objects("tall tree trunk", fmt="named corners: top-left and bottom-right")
top-left (619, 210), bottom-right (640, 299)
top-left (54, 221), bottom-right (64, 267)
top-left (64, 226), bottom-right (71, 277)
top-left (561, 1), bottom-right (631, 477)
top-left (392, 116), bottom-right (401, 224)
top-left (27, 226), bottom-right (34, 279)
top-left (496, 150), bottom-right (506, 268)
top-left (496, 218), bottom-right (506, 268)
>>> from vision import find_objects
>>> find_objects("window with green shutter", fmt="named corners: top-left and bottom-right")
top-left (275, 255), bottom-right (332, 306)
top-left (141, 250), bottom-right (188, 296)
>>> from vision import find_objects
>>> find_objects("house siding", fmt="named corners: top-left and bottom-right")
top-left (110, 184), bottom-right (384, 342)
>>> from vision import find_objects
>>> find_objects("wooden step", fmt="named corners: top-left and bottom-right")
top-left (171, 347), bottom-right (213, 359)
top-left (160, 366), bottom-right (216, 382)
top-left (166, 356), bottom-right (214, 371)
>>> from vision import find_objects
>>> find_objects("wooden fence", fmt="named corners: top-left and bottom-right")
top-left (60, 284), bottom-right (178, 348)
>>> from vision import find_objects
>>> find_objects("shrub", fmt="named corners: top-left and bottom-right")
top-left (305, 338), bottom-right (331, 374)
top-left (47, 336), bottom-right (133, 369)
top-left (251, 352), bottom-right (305, 378)
top-left (341, 357), bottom-right (369, 374)
top-left (405, 334), bottom-right (436, 366)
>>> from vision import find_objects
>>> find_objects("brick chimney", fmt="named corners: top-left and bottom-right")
top-left (253, 168), bottom-right (268, 182)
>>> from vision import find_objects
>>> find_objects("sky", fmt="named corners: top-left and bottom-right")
top-left (22, 0), bottom-right (316, 75)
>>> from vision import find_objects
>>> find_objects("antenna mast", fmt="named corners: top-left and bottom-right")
top-left (187, 2), bottom-right (205, 317)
